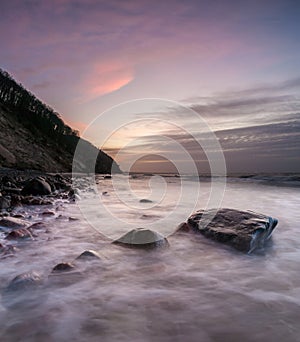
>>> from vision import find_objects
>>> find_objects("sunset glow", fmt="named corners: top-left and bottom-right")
top-left (1, 0), bottom-right (299, 172)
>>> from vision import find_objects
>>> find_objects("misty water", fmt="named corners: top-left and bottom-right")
top-left (1, 175), bottom-right (300, 342)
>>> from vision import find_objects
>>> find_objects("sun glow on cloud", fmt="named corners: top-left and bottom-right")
top-left (82, 62), bottom-right (134, 102)
top-left (90, 75), bottom-right (133, 98)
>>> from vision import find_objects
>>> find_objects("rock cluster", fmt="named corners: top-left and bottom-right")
top-left (0, 172), bottom-right (73, 210)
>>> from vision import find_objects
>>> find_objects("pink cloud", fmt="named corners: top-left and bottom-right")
top-left (80, 62), bottom-right (134, 102)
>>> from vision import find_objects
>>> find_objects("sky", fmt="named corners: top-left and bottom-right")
top-left (1, 0), bottom-right (300, 173)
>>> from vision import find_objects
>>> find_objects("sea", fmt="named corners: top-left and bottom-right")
top-left (0, 174), bottom-right (300, 342)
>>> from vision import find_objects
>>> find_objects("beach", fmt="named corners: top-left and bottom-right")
top-left (1, 174), bottom-right (300, 341)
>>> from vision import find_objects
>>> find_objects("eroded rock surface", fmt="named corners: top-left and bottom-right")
top-left (185, 208), bottom-right (278, 253)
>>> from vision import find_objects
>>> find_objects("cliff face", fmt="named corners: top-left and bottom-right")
top-left (0, 68), bottom-right (120, 173)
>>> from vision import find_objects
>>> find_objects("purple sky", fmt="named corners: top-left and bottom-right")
top-left (1, 0), bottom-right (300, 173)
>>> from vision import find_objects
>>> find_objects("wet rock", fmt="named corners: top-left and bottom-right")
top-left (2, 271), bottom-right (43, 309)
top-left (52, 262), bottom-right (75, 272)
top-left (0, 244), bottom-right (18, 258)
top-left (139, 199), bottom-right (153, 203)
top-left (0, 195), bottom-right (11, 209)
top-left (186, 208), bottom-right (278, 253)
top-left (21, 196), bottom-right (53, 205)
top-left (29, 221), bottom-right (45, 230)
top-left (0, 217), bottom-right (31, 231)
top-left (12, 213), bottom-right (25, 219)
top-left (174, 222), bottom-right (191, 233)
top-left (1, 175), bottom-right (15, 185)
top-left (5, 228), bottom-right (33, 240)
top-left (4, 271), bottom-right (43, 292)
top-left (68, 216), bottom-right (79, 221)
top-left (41, 210), bottom-right (55, 216)
top-left (21, 177), bottom-right (52, 196)
top-left (113, 228), bottom-right (168, 249)
top-left (10, 194), bottom-right (22, 206)
top-left (76, 250), bottom-right (101, 260)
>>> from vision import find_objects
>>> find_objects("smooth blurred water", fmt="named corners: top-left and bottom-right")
top-left (0, 176), bottom-right (300, 342)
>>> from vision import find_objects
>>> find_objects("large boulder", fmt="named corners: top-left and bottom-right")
top-left (185, 208), bottom-right (278, 253)
top-left (113, 228), bottom-right (168, 249)
top-left (21, 177), bottom-right (51, 196)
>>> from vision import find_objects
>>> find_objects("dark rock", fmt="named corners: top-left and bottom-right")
top-left (21, 177), bottom-right (52, 196)
top-left (12, 213), bottom-right (25, 218)
top-left (29, 221), bottom-right (45, 230)
top-left (41, 210), bottom-right (55, 216)
top-left (52, 262), bottom-right (75, 272)
top-left (139, 198), bottom-right (153, 203)
top-left (186, 208), bottom-right (278, 253)
top-left (68, 216), bottom-right (79, 221)
top-left (1, 175), bottom-right (15, 185)
top-left (76, 250), bottom-right (101, 260)
top-left (104, 175), bottom-right (111, 179)
top-left (113, 228), bottom-right (168, 249)
top-left (0, 196), bottom-right (11, 209)
top-left (5, 228), bottom-right (33, 240)
top-left (10, 194), bottom-right (22, 206)
top-left (21, 196), bottom-right (53, 205)
top-left (174, 222), bottom-right (191, 233)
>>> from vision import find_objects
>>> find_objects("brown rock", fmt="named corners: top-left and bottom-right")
top-left (5, 228), bottom-right (33, 240)
top-left (52, 262), bottom-right (75, 272)
top-left (186, 208), bottom-right (278, 253)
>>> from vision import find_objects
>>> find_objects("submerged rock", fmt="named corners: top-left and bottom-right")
top-left (76, 250), bottom-right (101, 260)
top-left (113, 228), bottom-right (168, 249)
top-left (52, 262), bottom-right (75, 272)
top-left (2, 271), bottom-right (43, 309)
top-left (4, 271), bottom-right (43, 292)
top-left (21, 177), bottom-right (52, 196)
top-left (186, 208), bottom-right (278, 253)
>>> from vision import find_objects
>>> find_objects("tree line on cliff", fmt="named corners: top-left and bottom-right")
top-left (0, 68), bottom-right (120, 173)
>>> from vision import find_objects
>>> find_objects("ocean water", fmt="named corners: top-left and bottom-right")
top-left (0, 175), bottom-right (300, 342)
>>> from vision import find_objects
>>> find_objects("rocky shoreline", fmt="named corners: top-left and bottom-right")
top-left (0, 169), bottom-right (279, 311)
top-left (0, 169), bottom-right (79, 256)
